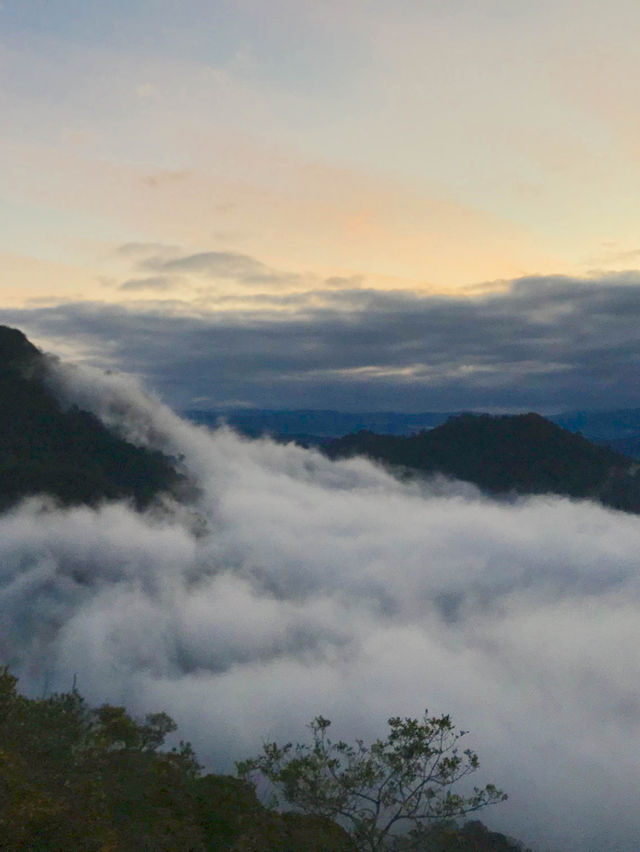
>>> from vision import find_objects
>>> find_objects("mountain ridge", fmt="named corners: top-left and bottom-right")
top-left (323, 412), bottom-right (640, 513)
top-left (185, 407), bottom-right (640, 457)
top-left (0, 325), bottom-right (185, 511)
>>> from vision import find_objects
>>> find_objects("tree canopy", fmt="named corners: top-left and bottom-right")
top-left (237, 713), bottom-right (508, 852)
top-left (0, 667), bottom-right (527, 851)
top-left (324, 412), bottom-right (640, 513)
top-left (0, 667), bottom-right (353, 851)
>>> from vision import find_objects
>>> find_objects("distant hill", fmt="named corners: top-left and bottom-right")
top-left (0, 326), bottom-right (185, 511)
top-left (598, 434), bottom-right (640, 458)
top-left (323, 412), bottom-right (640, 513)
top-left (184, 408), bottom-right (451, 441)
top-left (184, 407), bottom-right (640, 459)
top-left (552, 408), bottom-right (640, 441)
top-left (551, 409), bottom-right (640, 459)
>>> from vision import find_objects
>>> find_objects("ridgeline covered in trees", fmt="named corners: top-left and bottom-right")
top-left (0, 668), bottom-right (529, 851)
top-left (324, 412), bottom-right (640, 513)
top-left (0, 326), bottom-right (185, 511)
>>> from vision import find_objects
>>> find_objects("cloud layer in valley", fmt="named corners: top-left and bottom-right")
top-left (3, 271), bottom-right (640, 411)
top-left (2, 358), bottom-right (640, 850)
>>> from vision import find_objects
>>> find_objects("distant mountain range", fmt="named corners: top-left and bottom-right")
top-left (0, 326), bottom-right (184, 511)
top-left (552, 409), bottom-right (640, 457)
top-left (186, 407), bottom-right (640, 513)
top-left (185, 407), bottom-right (640, 457)
top-left (184, 408), bottom-right (451, 441)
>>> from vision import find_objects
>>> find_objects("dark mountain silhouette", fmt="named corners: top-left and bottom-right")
top-left (552, 408), bottom-right (640, 459)
top-left (553, 408), bottom-right (640, 441)
top-left (0, 326), bottom-right (184, 512)
top-left (324, 412), bottom-right (640, 513)
top-left (599, 434), bottom-right (640, 458)
top-left (185, 407), bottom-right (640, 460)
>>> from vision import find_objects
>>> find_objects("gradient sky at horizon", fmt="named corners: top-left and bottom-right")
top-left (2, 1), bottom-right (640, 409)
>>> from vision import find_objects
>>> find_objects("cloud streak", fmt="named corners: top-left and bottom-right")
top-left (118, 275), bottom-right (181, 292)
top-left (143, 250), bottom-right (302, 288)
top-left (2, 358), bottom-right (640, 850)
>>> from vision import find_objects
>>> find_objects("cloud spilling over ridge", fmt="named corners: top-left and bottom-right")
top-left (3, 360), bottom-right (640, 850)
top-left (3, 271), bottom-right (640, 410)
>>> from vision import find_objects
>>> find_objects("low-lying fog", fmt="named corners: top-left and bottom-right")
top-left (3, 361), bottom-right (640, 851)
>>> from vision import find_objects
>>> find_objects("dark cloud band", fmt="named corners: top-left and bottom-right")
top-left (2, 273), bottom-right (639, 410)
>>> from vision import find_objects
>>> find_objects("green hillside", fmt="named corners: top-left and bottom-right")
top-left (0, 326), bottom-right (184, 511)
top-left (0, 668), bottom-right (528, 852)
top-left (325, 412), bottom-right (640, 513)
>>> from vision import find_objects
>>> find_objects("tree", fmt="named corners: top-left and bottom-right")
top-left (0, 667), bottom-right (355, 851)
top-left (237, 712), bottom-right (507, 852)
top-left (0, 666), bottom-right (204, 850)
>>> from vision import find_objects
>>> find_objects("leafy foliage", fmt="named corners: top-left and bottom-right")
top-left (0, 666), bottom-right (204, 850)
top-left (399, 819), bottom-right (531, 851)
top-left (0, 667), bottom-right (522, 851)
top-left (237, 713), bottom-right (507, 851)
top-left (0, 667), bottom-right (356, 851)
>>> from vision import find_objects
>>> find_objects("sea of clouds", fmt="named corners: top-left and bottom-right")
top-left (2, 359), bottom-right (640, 851)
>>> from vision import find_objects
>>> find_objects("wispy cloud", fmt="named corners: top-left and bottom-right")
top-left (141, 169), bottom-right (190, 189)
top-left (118, 275), bottom-right (182, 292)
top-left (116, 242), bottom-right (181, 259)
top-left (143, 250), bottom-right (303, 288)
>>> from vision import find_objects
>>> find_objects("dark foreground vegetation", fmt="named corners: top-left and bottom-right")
top-left (0, 668), bottom-right (530, 851)
top-left (0, 326), bottom-right (184, 511)
top-left (324, 412), bottom-right (640, 514)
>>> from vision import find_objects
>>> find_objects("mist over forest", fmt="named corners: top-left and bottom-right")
top-left (2, 345), bottom-right (640, 851)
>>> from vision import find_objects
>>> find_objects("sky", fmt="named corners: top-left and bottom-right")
top-left (2, 0), bottom-right (640, 410)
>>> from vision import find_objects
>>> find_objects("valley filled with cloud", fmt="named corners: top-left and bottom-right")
top-left (3, 360), bottom-right (640, 851)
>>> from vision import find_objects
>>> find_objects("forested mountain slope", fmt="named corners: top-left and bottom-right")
top-left (324, 412), bottom-right (640, 513)
top-left (0, 326), bottom-right (183, 511)
top-left (0, 668), bottom-right (529, 852)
